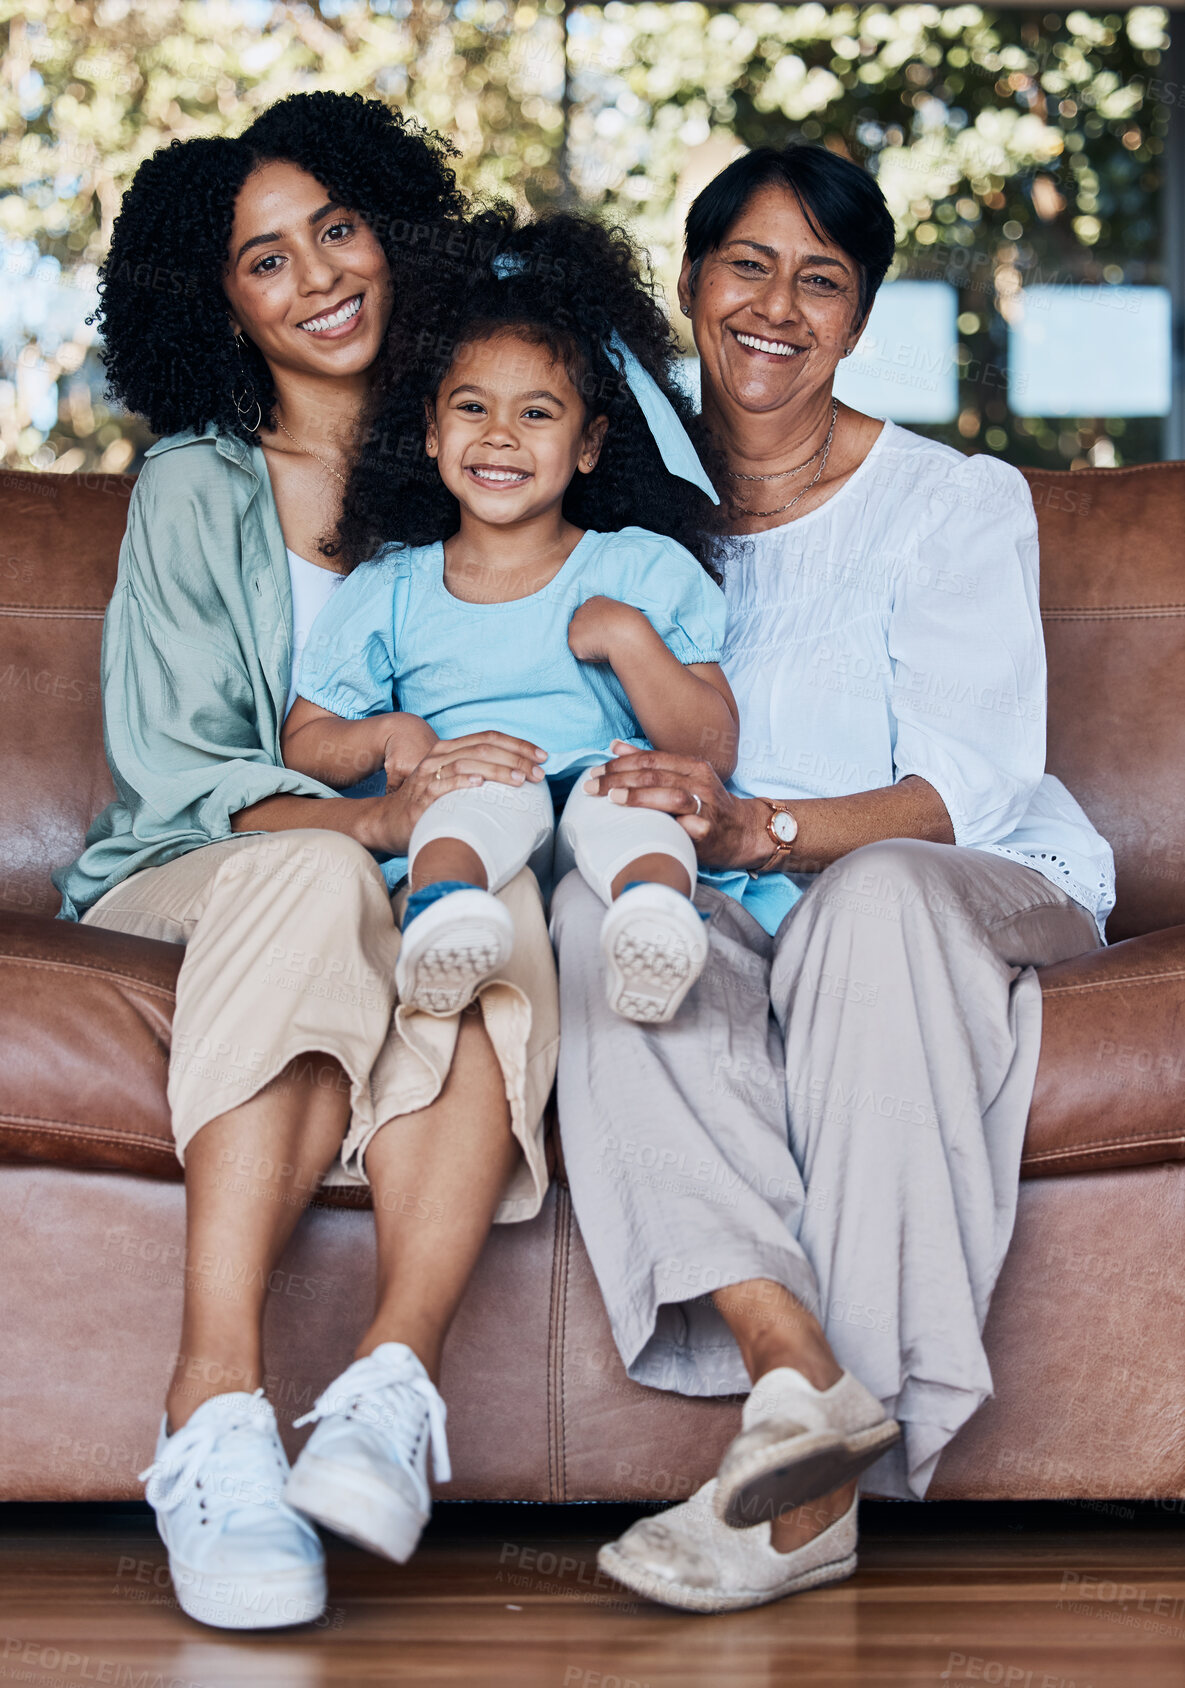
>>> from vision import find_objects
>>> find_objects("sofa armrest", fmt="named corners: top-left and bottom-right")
top-left (10, 907), bottom-right (1184, 1187)
top-left (0, 912), bottom-right (182, 1176)
top-left (1025, 925), bottom-right (1185, 1177)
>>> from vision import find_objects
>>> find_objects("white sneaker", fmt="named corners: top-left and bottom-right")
top-left (598, 1478), bottom-right (858, 1613)
top-left (713, 1367), bottom-right (901, 1528)
top-left (395, 888), bottom-right (515, 1015)
top-left (600, 882), bottom-right (708, 1024)
top-left (283, 1343), bottom-right (451, 1564)
top-left (139, 1391), bottom-right (326, 1631)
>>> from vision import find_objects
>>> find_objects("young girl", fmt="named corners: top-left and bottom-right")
top-left (282, 209), bottom-right (739, 1024)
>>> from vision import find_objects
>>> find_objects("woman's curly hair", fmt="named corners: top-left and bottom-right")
top-left (336, 205), bottom-right (726, 577)
top-left (94, 92), bottom-right (466, 440)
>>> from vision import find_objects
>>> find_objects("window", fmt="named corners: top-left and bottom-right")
top-left (835, 282), bottom-right (960, 426)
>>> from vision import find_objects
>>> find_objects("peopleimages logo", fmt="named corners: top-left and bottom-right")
top-left (0, 664), bottom-right (99, 706)
top-left (0, 1638), bottom-right (205, 1687)
top-left (940, 1658), bottom-right (1094, 1688)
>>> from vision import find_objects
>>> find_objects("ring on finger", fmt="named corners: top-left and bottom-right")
top-left (691, 793), bottom-right (702, 817)
top-left (435, 766), bottom-right (443, 782)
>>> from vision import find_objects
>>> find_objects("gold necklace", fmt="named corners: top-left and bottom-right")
top-left (728, 399), bottom-right (839, 520)
top-left (273, 416), bottom-right (348, 488)
top-left (726, 427), bottom-right (828, 483)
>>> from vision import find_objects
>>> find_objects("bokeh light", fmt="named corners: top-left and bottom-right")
top-left (0, 0), bottom-right (1170, 471)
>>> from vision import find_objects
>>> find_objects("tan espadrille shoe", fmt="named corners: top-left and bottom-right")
top-left (714, 1366), bottom-right (900, 1528)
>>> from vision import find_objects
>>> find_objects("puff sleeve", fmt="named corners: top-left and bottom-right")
top-left (608, 528), bottom-right (728, 664)
top-left (295, 550), bottom-right (402, 720)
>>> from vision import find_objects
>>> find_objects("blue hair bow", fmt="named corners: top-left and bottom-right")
top-left (489, 251), bottom-right (719, 505)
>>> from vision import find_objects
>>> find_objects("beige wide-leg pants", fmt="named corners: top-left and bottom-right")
top-left (84, 830), bottom-right (558, 1222)
top-left (552, 838), bottom-right (1101, 1496)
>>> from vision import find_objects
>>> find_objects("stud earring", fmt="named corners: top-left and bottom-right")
top-left (680, 303), bottom-right (691, 317)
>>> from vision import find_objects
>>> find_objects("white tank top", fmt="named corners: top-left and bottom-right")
top-left (285, 547), bottom-right (345, 716)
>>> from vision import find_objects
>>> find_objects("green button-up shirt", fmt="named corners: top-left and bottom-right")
top-left (56, 428), bottom-right (339, 919)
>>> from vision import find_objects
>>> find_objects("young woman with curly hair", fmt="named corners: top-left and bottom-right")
top-left (283, 207), bottom-right (739, 1026)
top-left (56, 94), bottom-right (560, 1631)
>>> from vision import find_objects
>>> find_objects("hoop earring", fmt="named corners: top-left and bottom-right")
top-left (232, 331), bottom-right (263, 434)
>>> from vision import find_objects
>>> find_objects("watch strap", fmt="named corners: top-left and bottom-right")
top-left (753, 798), bottom-right (797, 876)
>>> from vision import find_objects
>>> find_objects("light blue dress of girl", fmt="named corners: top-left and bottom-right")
top-left (297, 524), bottom-right (767, 915)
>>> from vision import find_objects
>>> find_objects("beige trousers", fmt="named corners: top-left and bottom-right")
top-left (84, 830), bottom-right (558, 1223)
top-left (553, 839), bottom-right (1101, 1497)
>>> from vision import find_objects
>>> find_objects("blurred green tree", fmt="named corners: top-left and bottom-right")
top-left (0, 0), bottom-right (1170, 472)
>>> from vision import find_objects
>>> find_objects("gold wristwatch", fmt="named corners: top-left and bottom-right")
top-left (752, 798), bottom-right (799, 876)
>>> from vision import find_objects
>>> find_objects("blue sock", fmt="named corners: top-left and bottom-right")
top-left (620, 880), bottom-right (711, 921)
top-left (402, 879), bottom-right (481, 930)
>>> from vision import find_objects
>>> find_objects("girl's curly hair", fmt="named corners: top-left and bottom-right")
top-left (336, 205), bottom-right (726, 577)
top-left (94, 92), bottom-right (466, 441)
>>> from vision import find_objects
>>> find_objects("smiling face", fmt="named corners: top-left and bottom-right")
top-left (679, 180), bottom-right (866, 420)
top-left (222, 159), bottom-right (392, 386)
top-left (425, 329), bottom-right (607, 531)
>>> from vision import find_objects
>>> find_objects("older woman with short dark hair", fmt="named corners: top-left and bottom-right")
top-left (553, 143), bottom-right (1113, 1613)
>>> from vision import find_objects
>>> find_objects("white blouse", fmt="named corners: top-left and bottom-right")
top-left (719, 421), bottom-right (1116, 937)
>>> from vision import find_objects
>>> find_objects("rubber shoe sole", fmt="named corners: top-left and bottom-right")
top-left (600, 887), bottom-right (708, 1025)
top-left (284, 1452), bottom-right (428, 1565)
top-left (167, 1556), bottom-right (326, 1630)
top-left (395, 888), bottom-right (515, 1016)
top-left (596, 1539), bottom-right (857, 1614)
top-left (716, 1418), bottom-right (902, 1529)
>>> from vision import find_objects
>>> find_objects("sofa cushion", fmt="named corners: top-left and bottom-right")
top-left (1025, 924), bottom-right (1185, 1177)
top-left (5, 911), bottom-right (1184, 1186)
top-left (554, 1164), bottom-right (1185, 1502)
top-left (0, 1166), bottom-right (561, 1501)
top-left (0, 911), bottom-right (179, 1177)
top-left (0, 912), bottom-right (379, 1205)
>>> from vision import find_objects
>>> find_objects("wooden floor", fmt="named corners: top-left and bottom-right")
top-left (2, 1500), bottom-right (1183, 1686)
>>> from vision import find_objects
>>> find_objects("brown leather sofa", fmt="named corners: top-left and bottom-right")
top-left (2, 463), bottom-right (1184, 1506)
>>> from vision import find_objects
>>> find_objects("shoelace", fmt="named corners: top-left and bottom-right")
top-left (294, 1348), bottom-right (451, 1484)
top-left (139, 1390), bottom-right (286, 1529)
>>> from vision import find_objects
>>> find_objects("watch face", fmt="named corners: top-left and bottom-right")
top-left (771, 809), bottom-right (798, 845)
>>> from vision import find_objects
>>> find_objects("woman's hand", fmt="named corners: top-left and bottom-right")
top-left (582, 741), bottom-right (766, 872)
top-left (362, 730), bottom-right (547, 857)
